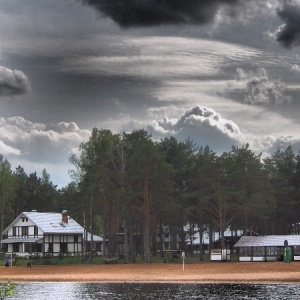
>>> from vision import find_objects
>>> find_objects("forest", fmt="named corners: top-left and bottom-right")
top-left (0, 128), bottom-right (300, 262)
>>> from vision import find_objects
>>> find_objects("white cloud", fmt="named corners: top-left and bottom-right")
top-left (0, 140), bottom-right (20, 156)
top-left (125, 105), bottom-right (300, 158)
top-left (145, 105), bottom-right (245, 151)
top-left (0, 116), bottom-right (90, 187)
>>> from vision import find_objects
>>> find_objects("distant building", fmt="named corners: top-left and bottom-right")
top-left (234, 235), bottom-right (300, 262)
top-left (85, 232), bottom-right (103, 255)
top-left (156, 224), bottom-right (242, 253)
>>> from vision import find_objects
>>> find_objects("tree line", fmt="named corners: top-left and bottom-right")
top-left (1, 128), bottom-right (300, 262)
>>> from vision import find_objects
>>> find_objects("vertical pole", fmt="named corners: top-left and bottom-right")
top-left (182, 251), bottom-right (185, 272)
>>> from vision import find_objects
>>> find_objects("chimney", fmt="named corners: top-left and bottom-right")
top-left (61, 210), bottom-right (68, 223)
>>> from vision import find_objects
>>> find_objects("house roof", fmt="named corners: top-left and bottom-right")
top-left (86, 232), bottom-right (103, 242)
top-left (2, 211), bottom-right (84, 235)
top-left (1, 237), bottom-right (43, 244)
top-left (234, 235), bottom-right (300, 247)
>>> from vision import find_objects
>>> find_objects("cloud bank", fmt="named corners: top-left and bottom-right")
top-left (0, 117), bottom-right (90, 186)
top-left (143, 105), bottom-right (300, 157)
top-left (0, 117), bottom-right (90, 164)
top-left (0, 66), bottom-right (30, 96)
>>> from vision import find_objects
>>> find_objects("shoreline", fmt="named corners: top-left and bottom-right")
top-left (1, 262), bottom-right (300, 284)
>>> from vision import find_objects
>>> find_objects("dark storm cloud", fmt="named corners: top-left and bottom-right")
top-left (0, 66), bottom-right (30, 96)
top-left (275, 0), bottom-right (300, 48)
top-left (81, 0), bottom-right (241, 27)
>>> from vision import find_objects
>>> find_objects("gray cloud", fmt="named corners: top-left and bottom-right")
top-left (291, 64), bottom-right (300, 72)
top-left (0, 66), bottom-right (30, 96)
top-left (275, 0), bottom-right (300, 48)
top-left (81, 0), bottom-right (242, 28)
top-left (235, 68), bottom-right (290, 106)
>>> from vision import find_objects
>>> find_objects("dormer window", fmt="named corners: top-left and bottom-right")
top-left (21, 217), bottom-right (28, 222)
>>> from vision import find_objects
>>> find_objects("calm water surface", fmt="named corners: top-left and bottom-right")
top-left (10, 283), bottom-right (300, 299)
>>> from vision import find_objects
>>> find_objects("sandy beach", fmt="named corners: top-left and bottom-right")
top-left (1, 262), bottom-right (300, 284)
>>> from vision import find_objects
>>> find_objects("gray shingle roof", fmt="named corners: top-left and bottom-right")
top-left (22, 211), bottom-right (84, 234)
top-left (234, 235), bottom-right (300, 247)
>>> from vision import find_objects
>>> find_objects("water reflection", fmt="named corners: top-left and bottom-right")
top-left (11, 283), bottom-right (300, 299)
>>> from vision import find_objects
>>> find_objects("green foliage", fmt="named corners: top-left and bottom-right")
top-left (0, 280), bottom-right (15, 300)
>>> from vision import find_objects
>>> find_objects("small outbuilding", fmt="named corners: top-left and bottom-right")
top-left (234, 235), bottom-right (300, 262)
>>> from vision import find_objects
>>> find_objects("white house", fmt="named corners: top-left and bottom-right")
top-left (1, 210), bottom-right (84, 257)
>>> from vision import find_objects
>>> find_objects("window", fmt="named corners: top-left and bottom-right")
top-left (12, 227), bottom-right (17, 237)
top-left (24, 243), bottom-right (32, 253)
top-left (266, 247), bottom-right (277, 256)
top-left (13, 243), bottom-right (20, 252)
top-left (22, 226), bottom-right (28, 237)
top-left (164, 242), bottom-right (169, 250)
top-left (253, 246), bottom-right (265, 256)
top-left (34, 226), bottom-right (38, 237)
top-left (95, 243), bottom-right (102, 252)
top-left (74, 235), bottom-right (78, 243)
top-left (60, 242), bottom-right (68, 253)
top-left (48, 243), bottom-right (53, 253)
top-left (33, 243), bottom-right (42, 253)
top-left (294, 246), bottom-right (300, 256)
top-left (239, 247), bottom-right (251, 256)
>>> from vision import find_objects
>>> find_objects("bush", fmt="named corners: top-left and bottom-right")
top-left (0, 280), bottom-right (15, 300)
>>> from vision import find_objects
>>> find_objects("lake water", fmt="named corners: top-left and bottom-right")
top-left (10, 283), bottom-right (300, 299)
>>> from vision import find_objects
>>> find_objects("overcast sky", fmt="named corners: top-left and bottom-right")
top-left (0, 0), bottom-right (300, 187)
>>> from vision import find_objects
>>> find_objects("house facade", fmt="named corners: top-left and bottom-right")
top-left (1, 210), bottom-right (84, 257)
top-left (234, 235), bottom-right (300, 262)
